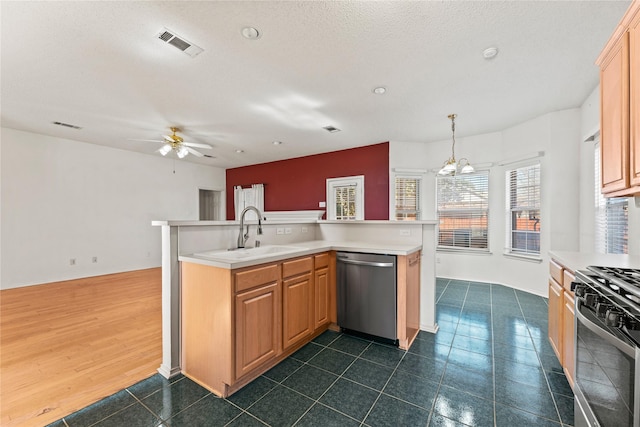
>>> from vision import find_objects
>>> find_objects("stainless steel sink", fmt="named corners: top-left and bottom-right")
top-left (193, 245), bottom-right (303, 261)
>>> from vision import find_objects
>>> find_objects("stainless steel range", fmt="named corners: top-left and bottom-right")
top-left (573, 266), bottom-right (640, 427)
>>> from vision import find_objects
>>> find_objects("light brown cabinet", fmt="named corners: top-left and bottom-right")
top-left (234, 265), bottom-right (281, 379)
top-left (548, 276), bottom-right (564, 362)
top-left (313, 253), bottom-right (332, 330)
top-left (282, 257), bottom-right (313, 351)
top-left (180, 251), bottom-right (336, 398)
top-left (547, 258), bottom-right (575, 390)
top-left (597, 1), bottom-right (640, 197)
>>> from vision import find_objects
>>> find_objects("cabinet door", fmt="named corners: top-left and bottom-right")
top-left (562, 291), bottom-right (575, 390)
top-left (630, 11), bottom-right (640, 187)
top-left (282, 273), bottom-right (313, 350)
top-left (235, 282), bottom-right (281, 380)
top-left (600, 33), bottom-right (630, 194)
top-left (548, 278), bottom-right (564, 363)
top-left (314, 266), bottom-right (330, 330)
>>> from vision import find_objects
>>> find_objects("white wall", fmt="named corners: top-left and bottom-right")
top-left (1, 127), bottom-right (226, 289)
top-left (390, 108), bottom-right (582, 296)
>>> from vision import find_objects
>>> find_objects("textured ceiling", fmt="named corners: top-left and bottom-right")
top-left (0, 1), bottom-right (631, 168)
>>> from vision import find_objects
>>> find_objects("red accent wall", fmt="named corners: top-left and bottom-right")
top-left (226, 142), bottom-right (389, 220)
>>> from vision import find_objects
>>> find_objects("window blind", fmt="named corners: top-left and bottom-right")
top-left (395, 176), bottom-right (421, 220)
top-left (505, 163), bottom-right (540, 255)
top-left (594, 141), bottom-right (628, 254)
top-left (334, 184), bottom-right (357, 220)
top-left (436, 171), bottom-right (489, 250)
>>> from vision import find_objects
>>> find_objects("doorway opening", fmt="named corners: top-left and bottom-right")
top-left (199, 189), bottom-right (223, 220)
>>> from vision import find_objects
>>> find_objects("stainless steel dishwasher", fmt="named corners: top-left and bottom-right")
top-left (336, 251), bottom-right (397, 344)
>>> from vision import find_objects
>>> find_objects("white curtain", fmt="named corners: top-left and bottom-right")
top-left (234, 183), bottom-right (265, 220)
top-left (234, 185), bottom-right (243, 220)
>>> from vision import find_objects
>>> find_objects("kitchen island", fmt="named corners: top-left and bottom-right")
top-left (179, 242), bottom-right (421, 397)
top-left (153, 218), bottom-right (438, 382)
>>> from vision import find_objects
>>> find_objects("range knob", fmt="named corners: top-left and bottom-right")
top-left (574, 284), bottom-right (587, 297)
top-left (584, 293), bottom-right (599, 308)
top-left (596, 302), bottom-right (611, 319)
top-left (605, 309), bottom-right (623, 327)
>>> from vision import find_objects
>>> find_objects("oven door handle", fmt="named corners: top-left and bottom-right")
top-left (575, 300), bottom-right (635, 358)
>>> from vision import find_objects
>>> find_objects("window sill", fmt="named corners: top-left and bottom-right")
top-left (503, 252), bottom-right (542, 263)
top-left (437, 247), bottom-right (492, 256)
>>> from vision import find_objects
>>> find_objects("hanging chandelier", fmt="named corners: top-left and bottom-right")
top-left (438, 114), bottom-right (474, 176)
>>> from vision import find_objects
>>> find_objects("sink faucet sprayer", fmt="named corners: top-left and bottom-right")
top-left (237, 206), bottom-right (263, 249)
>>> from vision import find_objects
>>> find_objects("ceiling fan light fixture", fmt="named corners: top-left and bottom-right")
top-left (176, 146), bottom-right (189, 158)
top-left (158, 144), bottom-right (172, 156)
top-left (437, 114), bottom-right (474, 176)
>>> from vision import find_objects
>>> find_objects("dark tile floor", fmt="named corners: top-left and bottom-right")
top-left (48, 279), bottom-right (573, 427)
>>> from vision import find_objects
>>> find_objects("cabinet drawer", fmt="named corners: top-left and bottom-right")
top-left (314, 253), bottom-right (329, 269)
top-left (563, 269), bottom-right (576, 294)
top-left (235, 264), bottom-right (279, 293)
top-left (282, 257), bottom-right (313, 279)
top-left (550, 260), bottom-right (564, 286)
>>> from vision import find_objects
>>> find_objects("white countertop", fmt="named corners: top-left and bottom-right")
top-left (154, 219), bottom-right (438, 227)
top-left (549, 250), bottom-right (640, 272)
top-left (179, 240), bottom-right (422, 269)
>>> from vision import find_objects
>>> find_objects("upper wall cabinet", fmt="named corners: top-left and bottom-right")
top-left (597, 1), bottom-right (640, 197)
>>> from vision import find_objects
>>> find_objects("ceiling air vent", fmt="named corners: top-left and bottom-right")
top-left (323, 125), bottom-right (341, 133)
top-left (156, 28), bottom-right (204, 58)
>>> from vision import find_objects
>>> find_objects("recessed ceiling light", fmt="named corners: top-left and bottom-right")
top-left (373, 87), bottom-right (386, 95)
top-left (272, 140), bottom-right (282, 145)
top-left (241, 27), bottom-right (261, 40)
top-left (235, 149), bottom-right (244, 153)
top-left (483, 47), bottom-right (498, 59)
top-left (323, 125), bottom-right (341, 133)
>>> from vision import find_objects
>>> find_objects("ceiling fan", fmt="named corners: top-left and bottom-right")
top-left (133, 127), bottom-right (213, 158)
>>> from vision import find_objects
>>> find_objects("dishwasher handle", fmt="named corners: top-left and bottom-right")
top-left (337, 257), bottom-right (394, 268)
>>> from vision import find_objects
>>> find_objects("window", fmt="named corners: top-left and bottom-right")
top-left (436, 171), bottom-right (489, 250)
top-left (395, 176), bottom-right (421, 220)
top-left (326, 175), bottom-right (364, 220)
top-left (506, 163), bottom-right (540, 256)
top-left (594, 141), bottom-right (628, 254)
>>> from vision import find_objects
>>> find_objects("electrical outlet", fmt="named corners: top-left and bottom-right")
top-left (436, 257), bottom-right (441, 264)
top-left (69, 258), bottom-right (76, 266)
top-left (276, 228), bottom-right (284, 235)
top-left (399, 229), bottom-right (410, 236)
top-left (285, 227), bottom-right (292, 234)
top-left (319, 201), bottom-right (326, 208)
top-left (92, 256), bottom-right (98, 263)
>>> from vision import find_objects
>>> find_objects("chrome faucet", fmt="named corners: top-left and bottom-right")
top-left (237, 206), bottom-right (263, 249)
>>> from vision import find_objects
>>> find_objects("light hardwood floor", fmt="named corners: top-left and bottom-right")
top-left (0, 268), bottom-right (162, 427)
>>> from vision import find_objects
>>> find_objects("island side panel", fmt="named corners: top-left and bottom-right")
top-left (158, 225), bottom-right (181, 378)
top-left (181, 262), bottom-right (233, 396)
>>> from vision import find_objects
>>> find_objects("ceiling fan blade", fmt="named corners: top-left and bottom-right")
top-left (129, 138), bottom-right (164, 143)
top-left (185, 146), bottom-right (204, 157)
top-left (183, 142), bottom-right (212, 149)
top-left (163, 135), bottom-right (175, 143)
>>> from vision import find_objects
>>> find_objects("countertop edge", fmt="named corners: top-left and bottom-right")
top-left (179, 241), bottom-right (423, 270)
